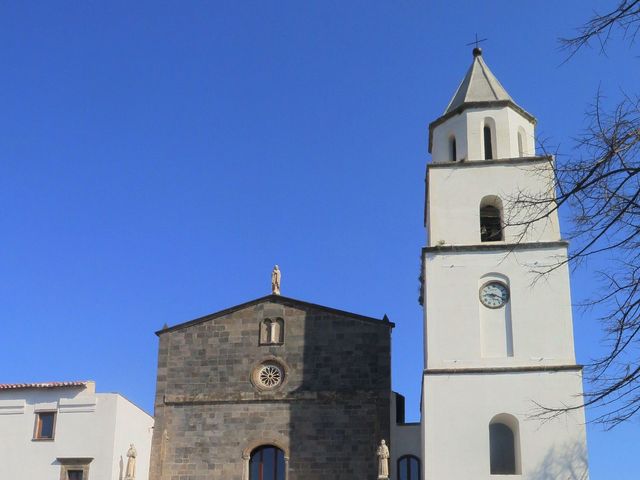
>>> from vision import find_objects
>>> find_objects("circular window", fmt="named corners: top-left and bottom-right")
top-left (252, 361), bottom-right (285, 390)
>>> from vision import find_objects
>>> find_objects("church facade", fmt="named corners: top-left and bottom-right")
top-left (149, 296), bottom-right (393, 479)
top-left (148, 49), bottom-right (589, 480)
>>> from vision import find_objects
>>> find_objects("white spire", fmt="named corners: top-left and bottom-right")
top-left (428, 49), bottom-right (537, 161)
top-left (445, 49), bottom-right (514, 114)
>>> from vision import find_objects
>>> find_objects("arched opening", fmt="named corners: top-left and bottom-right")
top-left (479, 274), bottom-right (514, 358)
top-left (449, 136), bottom-right (457, 162)
top-left (249, 445), bottom-right (286, 480)
top-left (260, 319), bottom-right (272, 344)
top-left (489, 414), bottom-right (520, 475)
top-left (483, 125), bottom-right (493, 159)
top-left (517, 129), bottom-right (525, 157)
top-left (398, 455), bottom-right (420, 480)
top-left (271, 318), bottom-right (284, 344)
top-left (480, 196), bottom-right (503, 242)
top-left (260, 318), bottom-right (284, 345)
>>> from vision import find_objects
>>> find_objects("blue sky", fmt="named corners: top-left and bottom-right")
top-left (0, 1), bottom-right (636, 477)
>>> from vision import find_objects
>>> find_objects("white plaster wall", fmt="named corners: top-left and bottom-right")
top-left (507, 109), bottom-right (535, 157)
top-left (427, 160), bottom-right (560, 246)
top-left (112, 396), bottom-right (154, 480)
top-left (431, 113), bottom-right (468, 162)
top-left (423, 246), bottom-right (576, 369)
top-left (0, 385), bottom-right (153, 480)
top-left (422, 370), bottom-right (589, 480)
top-left (390, 394), bottom-right (421, 480)
top-left (431, 106), bottom-right (535, 163)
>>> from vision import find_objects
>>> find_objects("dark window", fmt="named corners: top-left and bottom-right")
top-left (450, 137), bottom-right (457, 161)
top-left (250, 445), bottom-right (285, 480)
top-left (398, 455), bottom-right (420, 480)
top-left (67, 471), bottom-right (83, 480)
top-left (395, 392), bottom-right (406, 424)
top-left (34, 412), bottom-right (56, 440)
top-left (480, 205), bottom-right (502, 242)
top-left (484, 125), bottom-right (493, 159)
top-left (490, 423), bottom-right (516, 474)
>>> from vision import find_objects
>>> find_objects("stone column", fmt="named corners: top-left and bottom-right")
top-left (284, 456), bottom-right (290, 480)
top-left (242, 453), bottom-right (250, 480)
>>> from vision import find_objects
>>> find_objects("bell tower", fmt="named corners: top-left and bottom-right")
top-left (421, 49), bottom-right (589, 479)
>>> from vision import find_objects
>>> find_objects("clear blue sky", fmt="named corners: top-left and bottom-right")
top-left (0, 1), bottom-right (636, 477)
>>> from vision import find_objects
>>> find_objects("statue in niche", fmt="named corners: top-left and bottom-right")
top-left (125, 443), bottom-right (137, 480)
top-left (271, 265), bottom-right (281, 295)
top-left (377, 439), bottom-right (390, 479)
top-left (260, 319), bottom-right (272, 344)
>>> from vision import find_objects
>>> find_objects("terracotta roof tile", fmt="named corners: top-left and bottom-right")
top-left (0, 381), bottom-right (88, 390)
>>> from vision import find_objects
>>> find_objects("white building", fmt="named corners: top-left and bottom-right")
top-left (0, 381), bottom-right (153, 480)
top-left (419, 48), bottom-right (589, 479)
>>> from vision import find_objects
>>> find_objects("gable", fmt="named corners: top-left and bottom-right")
top-left (156, 294), bottom-right (394, 336)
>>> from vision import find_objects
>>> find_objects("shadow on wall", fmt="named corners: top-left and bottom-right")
top-left (287, 307), bottom-right (390, 479)
top-left (529, 441), bottom-right (589, 480)
top-left (119, 455), bottom-right (123, 480)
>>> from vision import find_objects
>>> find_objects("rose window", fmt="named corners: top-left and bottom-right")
top-left (253, 361), bottom-right (285, 390)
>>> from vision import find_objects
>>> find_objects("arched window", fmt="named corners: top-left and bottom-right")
top-left (517, 130), bottom-right (524, 157)
top-left (480, 196), bottom-right (503, 242)
top-left (489, 414), bottom-right (520, 475)
top-left (483, 125), bottom-right (493, 159)
top-left (398, 455), bottom-right (420, 480)
top-left (249, 445), bottom-right (285, 480)
top-left (449, 136), bottom-right (457, 162)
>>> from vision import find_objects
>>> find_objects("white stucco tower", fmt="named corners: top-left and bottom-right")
top-left (421, 48), bottom-right (589, 479)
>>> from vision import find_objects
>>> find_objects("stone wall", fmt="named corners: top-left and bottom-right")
top-left (149, 295), bottom-right (392, 480)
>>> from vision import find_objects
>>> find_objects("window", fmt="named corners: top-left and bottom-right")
top-left (260, 318), bottom-right (284, 345)
top-left (34, 411), bottom-right (56, 440)
top-left (67, 470), bottom-right (83, 480)
top-left (517, 130), bottom-right (524, 157)
top-left (249, 445), bottom-right (285, 480)
top-left (480, 196), bottom-right (503, 242)
top-left (489, 415), bottom-right (520, 475)
top-left (398, 455), bottom-right (420, 480)
top-left (450, 136), bottom-right (457, 162)
top-left (484, 125), bottom-right (493, 159)
top-left (57, 458), bottom-right (92, 480)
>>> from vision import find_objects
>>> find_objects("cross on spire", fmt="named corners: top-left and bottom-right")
top-left (466, 34), bottom-right (487, 56)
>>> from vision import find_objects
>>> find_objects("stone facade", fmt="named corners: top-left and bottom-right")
top-left (149, 294), bottom-right (392, 480)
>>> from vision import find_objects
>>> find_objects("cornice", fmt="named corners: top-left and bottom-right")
top-left (427, 155), bottom-right (552, 169)
top-left (422, 240), bottom-right (568, 255)
top-left (424, 364), bottom-right (583, 375)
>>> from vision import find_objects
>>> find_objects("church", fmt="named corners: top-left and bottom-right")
top-left (148, 49), bottom-right (589, 480)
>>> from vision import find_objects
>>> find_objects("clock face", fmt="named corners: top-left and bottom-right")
top-left (479, 281), bottom-right (509, 308)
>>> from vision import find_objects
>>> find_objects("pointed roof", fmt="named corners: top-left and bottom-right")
top-left (445, 49), bottom-right (514, 114)
top-left (428, 49), bottom-right (535, 153)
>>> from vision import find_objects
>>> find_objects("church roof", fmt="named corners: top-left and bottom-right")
top-left (156, 294), bottom-right (394, 335)
top-left (427, 49), bottom-right (535, 152)
top-left (444, 49), bottom-right (514, 114)
top-left (0, 381), bottom-right (89, 390)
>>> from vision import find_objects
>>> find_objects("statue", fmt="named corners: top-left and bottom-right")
top-left (271, 265), bottom-right (281, 295)
top-left (377, 439), bottom-right (390, 479)
top-left (125, 443), bottom-right (137, 480)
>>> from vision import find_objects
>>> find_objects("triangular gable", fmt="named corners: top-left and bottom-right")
top-left (156, 294), bottom-right (394, 335)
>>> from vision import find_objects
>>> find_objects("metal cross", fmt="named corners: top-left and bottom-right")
top-left (466, 34), bottom-right (487, 49)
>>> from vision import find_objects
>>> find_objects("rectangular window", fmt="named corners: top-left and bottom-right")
top-left (67, 471), bottom-right (84, 480)
top-left (34, 411), bottom-right (56, 440)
